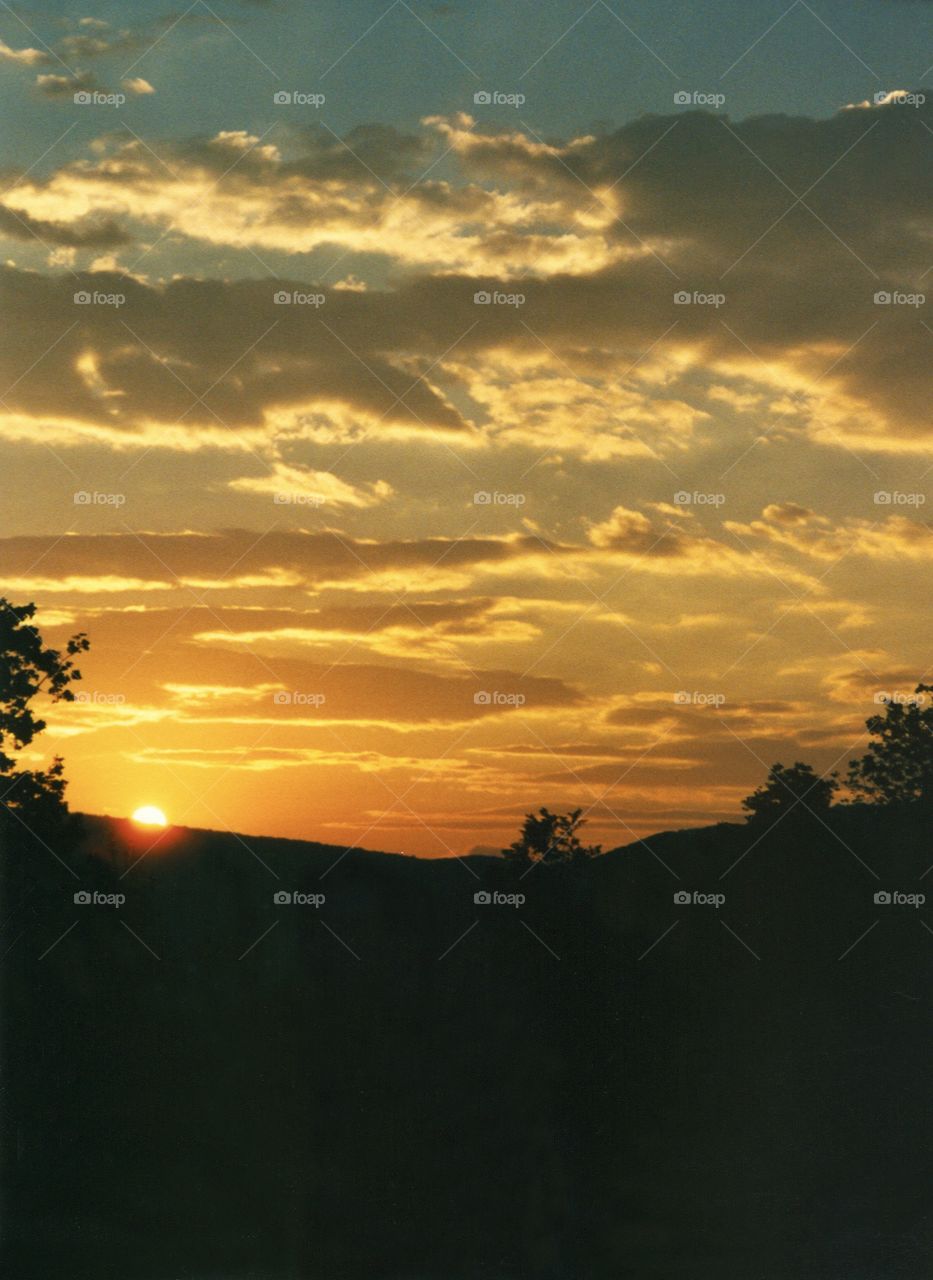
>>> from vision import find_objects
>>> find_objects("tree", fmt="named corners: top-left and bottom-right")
top-left (504, 807), bottom-right (602, 865)
top-left (0, 599), bottom-right (89, 837)
top-left (742, 761), bottom-right (837, 826)
top-left (847, 685), bottom-right (933, 807)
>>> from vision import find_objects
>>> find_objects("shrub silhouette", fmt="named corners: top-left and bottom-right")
top-left (741, 761), bottom-right (837, 827)
top-left (0, 598), bottom-right (88, 839)
top-left (847, 684), bottom-right (933, 808)
top-left (504, 806), bottom-right (602, 865)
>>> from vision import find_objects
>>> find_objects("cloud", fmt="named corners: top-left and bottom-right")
top-left (585, 504), bottom-right (770, 577)
top-left (588, 506), bottom-right (690, 557)
top-left (725, 504), bottom-right (933, 562)
top-left (0, 38), bottom-right (47, 65)
top-left (59, 28), bottom-right (141, 59)
top-left (35, 71), bottom-right (99, 97)
top-left (41, 599), bottom-right (541, 672)
top-left (0, 205), bottom-right (131, 249)
top-left (844, 88), bottom-right (916, 109)
top-left (63, 658), bottom-right (580, 728)
top-left (121, 76), bottom-right (155, 95)
top-left (6, 101), bottom-right (929, 451)
top-left (228, 464), bottom-right (392, 509)
top-left (1, 122), bottom-right (619, 277)
top-left (0, 529), bottom-right (571, 595)
top-left (0, 265), bottom-right (472, 438)
top-left (1, 12), bottom-right (248, 104)
top-left (760, 502), bottom-right (814, 525)
top-left (46, 629), bottom-right (583, 730)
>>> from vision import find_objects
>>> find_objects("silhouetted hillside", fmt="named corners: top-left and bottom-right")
top-left (2, 807), bottom-right (931, 1278)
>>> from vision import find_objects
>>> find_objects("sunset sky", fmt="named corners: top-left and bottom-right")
top-left (1, 0), bottom-right (930, 854)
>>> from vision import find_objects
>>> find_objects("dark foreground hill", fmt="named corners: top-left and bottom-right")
top-left (1, 807), bottom-right (931, 1279)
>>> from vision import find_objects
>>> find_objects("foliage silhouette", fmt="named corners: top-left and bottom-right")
top-left (504, 806), bottom-right (602, 865)
top-left (741, 761), bottom-right (838, 827)
top-left (847, 684), bottom-right (933, 808)
top-left (0, 598), bottom-right (88, 839)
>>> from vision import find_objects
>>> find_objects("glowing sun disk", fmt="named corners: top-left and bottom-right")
top-left (132, 805), bottom-right (168, 828)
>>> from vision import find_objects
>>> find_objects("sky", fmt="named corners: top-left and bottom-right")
top-left (1, 0), bottom-right (931, 855)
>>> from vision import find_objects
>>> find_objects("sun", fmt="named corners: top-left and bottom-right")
top-left (131, 805), bottom-right (168, 828)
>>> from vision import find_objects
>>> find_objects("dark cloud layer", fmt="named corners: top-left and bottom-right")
top-left (0, 205), bottom-right (131, 248)
top-left (0, 529), bottom-right (566, 588)
top-left (2, 100), bottom-right (930, 444)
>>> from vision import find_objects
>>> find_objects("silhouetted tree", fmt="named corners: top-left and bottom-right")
top-left (742, 761), bottom-right (837, 826)
top-left (504, 807), bottom-right (602, 865)
top-left (0, 599), bottom-right (88, 839)
top-left (847, 685), bottom-right (933, 808)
